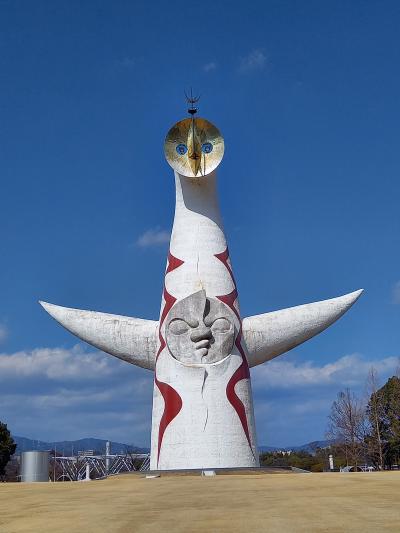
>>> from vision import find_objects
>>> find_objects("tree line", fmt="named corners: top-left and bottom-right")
top-left (260, 449), bottom-right (328, 472)
top-left (0, 422), bottom-right (16, 481)
top-left (260, 368), bottom-right (400, 472)
top-left (327, 369), bottom-right (400, 470)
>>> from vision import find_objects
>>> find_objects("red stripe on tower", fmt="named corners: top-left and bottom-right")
top-left (215, 248), bottom-right (236, 287)
top-left (166, 251), bottom-right (184, 274)
top-left (216, 248), bottom-right (252, 450)
top-left (155, 376), bottom-right (183, 462)
top-left (155, 251), bottom-right (185, 464)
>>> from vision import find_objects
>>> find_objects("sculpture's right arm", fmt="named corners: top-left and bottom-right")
top-left (39, 301), bottom-right (157, 371)
top-left (242, 289), bottom-right (363, 368)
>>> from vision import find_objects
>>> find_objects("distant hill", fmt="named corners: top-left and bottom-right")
top-left (13, 435), bottom-right (331, 456)
top-left (12, 436), bottom-right (149, 455)
top-left (259, 440), bottom-right (333, 454)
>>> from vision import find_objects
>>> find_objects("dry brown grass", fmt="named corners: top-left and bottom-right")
top-left (1, 471), bottom-right (399, 532)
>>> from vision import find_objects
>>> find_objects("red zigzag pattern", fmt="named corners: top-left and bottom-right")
top-left (215, 248), bottom-right (252, 451)
top-left (155, 252), bottom-right (184, 465)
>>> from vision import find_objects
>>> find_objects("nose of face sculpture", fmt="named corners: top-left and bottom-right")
top-left (187, 119), bottom-right (203, 176)
top-left (190, 325), bottom-right (213, 358)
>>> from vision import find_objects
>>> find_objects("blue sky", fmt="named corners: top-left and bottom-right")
top-left (1, 0), bottom-right (399, 447)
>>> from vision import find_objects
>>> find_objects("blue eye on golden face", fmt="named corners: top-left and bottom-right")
top-left (176, 143), bottom-right (188, 155)
top-left (202, 142), bottom-right (213, 154)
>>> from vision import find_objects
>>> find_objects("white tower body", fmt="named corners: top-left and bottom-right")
top-left (151, 171), bottom-right (258, 469)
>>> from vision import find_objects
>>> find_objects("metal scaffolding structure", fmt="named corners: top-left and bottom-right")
top-left (51, 453), bottom-right (150, 481)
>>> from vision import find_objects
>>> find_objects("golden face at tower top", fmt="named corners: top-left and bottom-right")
top-left (164, 117), bottom-right (224, 177)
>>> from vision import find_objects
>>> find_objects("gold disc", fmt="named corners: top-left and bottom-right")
top-left (164, 117), bottom-right (224, 177)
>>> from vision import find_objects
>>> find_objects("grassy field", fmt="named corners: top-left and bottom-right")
top-left (0, 471), bottom-right (399, 532)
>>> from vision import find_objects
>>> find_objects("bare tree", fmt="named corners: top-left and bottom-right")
top-left (327, 388), bottom-right (366, 468)
top-left (365, 367), bottom-right (384, 470)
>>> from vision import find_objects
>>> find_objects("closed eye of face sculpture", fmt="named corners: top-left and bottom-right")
top-left (166, 290), bottom-right (235, 365)
top-left (164, 117), bottom-right (224, 177)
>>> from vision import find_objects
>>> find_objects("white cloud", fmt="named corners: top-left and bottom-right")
top-left (0, 344), bottom-right (153, 444)
top-left (1, 343), bottom-right (398, 447)
top-left (0, 323), bottom-right (8, 343)
top-left (0, 345), bottom-right (117, 381)
top-left (251, 353), bottom-right (399, 390)
top-left (203, 61), bottom-right (217, 72)
top-left (116, 56), bottom-right (137, 69)
top-left (251, 353), bottom-right (399, 445)
top-left (136, 227), bottom-right (170, 248)
top-left (392, 281), bottom-right (400, 304)
top-left (238, 49), bottom-right (266, 73)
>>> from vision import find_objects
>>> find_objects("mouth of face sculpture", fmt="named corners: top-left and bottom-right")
top-left (165, 292), bottom-right (235, 366)
top-left (164, 117), bottom-right (224, 178)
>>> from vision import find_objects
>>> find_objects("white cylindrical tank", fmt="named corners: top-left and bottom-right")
top-left (21, 451), bottom-right (50, 482)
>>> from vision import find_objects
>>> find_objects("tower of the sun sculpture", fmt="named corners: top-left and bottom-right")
top-left (40, 100), bottom-right (363, 470)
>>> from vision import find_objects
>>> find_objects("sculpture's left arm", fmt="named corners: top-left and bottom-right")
top-left (39, 301), bottom-right (157, 370)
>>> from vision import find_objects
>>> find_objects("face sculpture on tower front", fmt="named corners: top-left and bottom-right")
top-left (40, 98), bottom-right (363, 471)
top-left (166, 291), bottom-right (236, 366)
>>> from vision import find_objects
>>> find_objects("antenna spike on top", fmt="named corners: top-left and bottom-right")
top-left (185, 87), bottom-right (200, 116)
